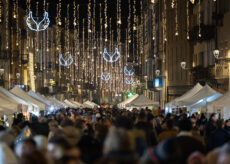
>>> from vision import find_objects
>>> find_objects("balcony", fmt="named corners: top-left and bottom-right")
top-left (215, 63), bottom-right (229, 79)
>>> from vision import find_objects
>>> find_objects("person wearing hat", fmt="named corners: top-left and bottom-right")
top-left (140, 138), bottom-right (181, 164)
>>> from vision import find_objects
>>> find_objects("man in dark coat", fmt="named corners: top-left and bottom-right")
top-left (175, 119), bottom-right (205, 164)
top-left (205, 113), bottom-right (217, 141)
top-left (207, 119), bottom-right (230, 152)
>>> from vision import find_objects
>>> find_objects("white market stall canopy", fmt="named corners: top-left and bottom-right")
top-left (180, 85), bottom-right (222, 110)
top-left (70, 100), bottom-right (84, 108)
top-left (28, 90), bottom-right (52, 107)
top-left (10, 86), bottom-right (46, 111)
top-left (126, 95), bottom-right (159, 108)
top-left (0, 87), bottom-right (31, 107)
top-left (0, 95), bottom-right (20, 115)
top-left (117, 94), bottom-right (139, 109)
top-left (64, 100), bottom-right (79, 108)
top-left (165, 83), bottom-right (203, 111)
top-left (83, 101), bottom-right (99, 108)
top-left (207, 91), bottom-right (230, 120)
top-left (47, 97), bottom-right (65, 108)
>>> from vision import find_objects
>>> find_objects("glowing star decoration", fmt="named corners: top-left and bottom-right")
top-left (26, 11), bottom-right (50, 32)
top-left (124, 66), bottom-right (135, 76)
top-left (59, 54), bottom-right (74, 67)
top-left (101, 73), bottom-right (110, 81)
top-left (102, 48), bottom-right (120, 63)
top-left (125, 77), bottom-right (134, 85)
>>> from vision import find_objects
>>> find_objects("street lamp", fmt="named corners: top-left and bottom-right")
top-left (181, 61), bottom-right (187, 70)
top-left (155, 69), bottom-right (161, 77)
top-left (213, 49), bottom-right (220, 59)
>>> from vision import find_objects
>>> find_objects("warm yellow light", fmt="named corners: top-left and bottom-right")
top-left (190, 0), bottom-right (195, 4)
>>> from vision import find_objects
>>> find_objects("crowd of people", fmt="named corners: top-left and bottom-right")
top-left (0, 107), bottom-right (230, 164)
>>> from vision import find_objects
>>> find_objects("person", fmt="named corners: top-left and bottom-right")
top-left (158, 119), bottom-right (178, 142)
top-left (0, 143), bottom-right (17, 164)
top-left (135, 111), bottom-right (158, 146)
top-left (48, 120), bottom-right (59, 140)
top-left (224, 119), bottom-right (230, 136)
top-left (175, 119), bottom-right (205, 164)
top-left (205, 113), bottom-right (217, 141)
top-left (18, 150), bottom-right (48, 164)
top-left (140, 138), bottom-right (181, 164)
top-left (98, 127), bottom-right (138, 164)
top-left (217, 142), bottom-right (230, 164)
top-left (207, 119), bottom-right (229, 152)
top-left (14, 138), bottom-right (37, 158)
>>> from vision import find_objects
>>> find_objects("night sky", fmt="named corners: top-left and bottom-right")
top-left (17, 0), bottom-right (141, 41)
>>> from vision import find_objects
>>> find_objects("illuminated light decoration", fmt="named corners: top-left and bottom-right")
top-left (26, 11), bottom-right (50, 31)
top-left (171, 0), bottom-right (175, 8)
top-left (190, 0), bottom-right (195, 4)
top-left (127, 92), bottom-right (135, 98)
top-left (101, 72), bottom-right (110, 81)
top-left (102, 48), bottom-right (120, 63)
top-left (125, 77), bottom-right (134, 85)
top-left (181, 61), bottom-right (187, 70)
top-left (124, 66), bottom-right (135, 76)
top-left (59, 54), bottom-right (74, 66)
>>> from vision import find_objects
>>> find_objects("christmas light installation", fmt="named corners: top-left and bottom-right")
top-left (125, 77), bottom-right (134, 85)
top-left (59, 54), bottom-right (74, 67)
top-left (26, 11), bottom-right (50, 31)
top-left (124, 66), bottom-right (135, 76)
top-left (102, 48), bottom-right (120, 63)
top-left (101, 72), bottom-right (110, 81)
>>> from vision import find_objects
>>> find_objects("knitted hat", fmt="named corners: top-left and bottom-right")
top-left (141, 138), bottom-right (180, 164)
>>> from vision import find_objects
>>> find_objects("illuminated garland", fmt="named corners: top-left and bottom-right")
top-left (125, 77), bottom-right (134, 85)
top-left (26, 11), bottom-right (50, 31)
top-left (124, 66), bottom-right (135, 76)
top-left (101, 72), bottom-right (110, 81)
top-left (102, 48), bottom-right (120, 63)
top-left (59, 54), bottom-right (74, 66)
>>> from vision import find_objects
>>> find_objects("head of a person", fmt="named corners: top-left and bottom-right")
top-left (33, 135), bottom-right (48, 153)
top-left (218, 143), bottom-right (230, 164)
top-left (166, 119), bottom-right (174, 130)
top-left (103, 127), bottom-right (135, 155)
top-left (225, 119), bottom-right (230, 127)
top-left (140, 138), bottom-right (181, 164)
top-left (216, 119), bottom-right (224, 129)
top-left (60, 119), bottom-right (74, 128)
top-left (18, 150), bottom-right (48, 164)
top-left (48, 120), bottom-right (59, 132)
top-left (47, 136), bottom-right (72, 160)
top-left (138, 111), bottom-right (147, 122)
top-left (210, 113), bottom-right (217, 122)
top-left (179, 119), bottom-right (192, 132)
top-left (114, 116), bottom-right (133, 129)
top-left (15, 138), bottom-right (37, 158)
